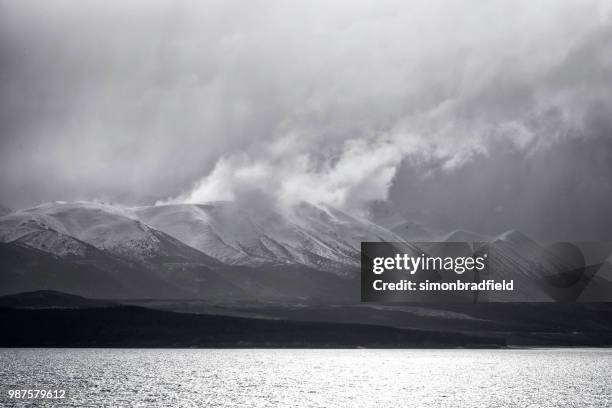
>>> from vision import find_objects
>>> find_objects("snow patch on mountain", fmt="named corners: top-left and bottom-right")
top-left (0, 202), bottom-right (189, 263)
top-left (135, 201), bottom-right (406, 274)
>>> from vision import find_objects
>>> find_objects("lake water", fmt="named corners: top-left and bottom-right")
top-left (1, 348), bottom-right (611, 407)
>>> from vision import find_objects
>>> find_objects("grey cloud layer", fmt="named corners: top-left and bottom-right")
top-left (0, 0), bottom-right (611, 237)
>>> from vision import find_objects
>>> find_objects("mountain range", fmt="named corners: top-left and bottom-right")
top-left (0, 201), bottom-right (403, 301)
top-left (1, 200), bottom-right (611, 303)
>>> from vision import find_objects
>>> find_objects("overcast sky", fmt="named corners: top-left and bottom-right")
top-left (1, 0), bottom-right (611, 238)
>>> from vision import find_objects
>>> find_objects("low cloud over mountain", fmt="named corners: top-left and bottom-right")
top-left (1, 1), bottom-right (611, 239)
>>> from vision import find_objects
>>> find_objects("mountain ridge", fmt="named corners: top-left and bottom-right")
top-left (0, 200), bottom-right (383, 301)
top-left (2, 200), bottom-right (608, 303)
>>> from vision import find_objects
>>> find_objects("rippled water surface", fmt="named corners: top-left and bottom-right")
top-left (1, 348), bottom-right (611, 407)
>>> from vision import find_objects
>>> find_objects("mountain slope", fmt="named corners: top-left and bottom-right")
top-left (0, 201), bottom-right (374, 301)
top-left (135, 201), bottom-right (403, 275)
top-left (0, 240), bottom-right (185, 298)
top-left (0, 203), bottom-right (249, 299)
top-left (4, 200), bottom-right (606, 304)
top-left (1, 200), bottom-right (404, 275)
top-left (5, 202), bottom-right (219, 266)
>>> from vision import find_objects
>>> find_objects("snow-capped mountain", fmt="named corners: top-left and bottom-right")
top-left (135, 201), bottom-right (404, 275)
top-left (0, 200), bottom-right (403, 300)
top-left (0, 202), bottom-right (220, 266)
top-left (0, 202), bottom-right (243, 299)
top-left (2, 200), bottom-right (609, 303)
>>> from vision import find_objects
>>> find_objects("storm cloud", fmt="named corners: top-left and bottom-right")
top-left (1, 0), bottom-right (611, 238)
